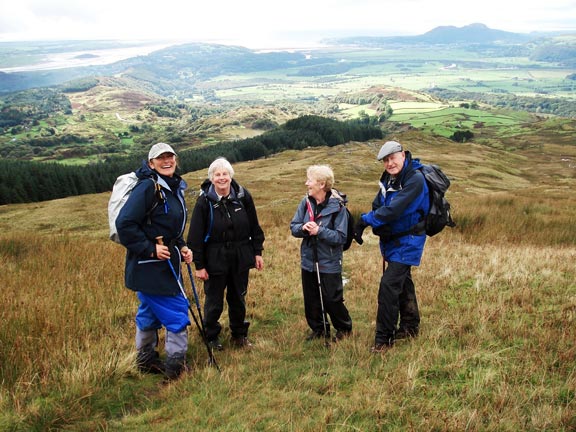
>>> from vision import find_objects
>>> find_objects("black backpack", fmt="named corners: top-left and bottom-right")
top-left (342, 207), bottom-right (355, 251)
top-left (331, 189), bottom-right (355, 251)
top-left (418, 164), bottom-right (456, 236)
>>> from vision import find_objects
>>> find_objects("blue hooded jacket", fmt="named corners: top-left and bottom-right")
top-left (116, 161), bottom-right (188, 295)
top-left (361, 151), bottom-right (429, 266)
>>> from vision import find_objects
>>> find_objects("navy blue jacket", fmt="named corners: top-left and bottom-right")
top-left (361, 152), bottom-right (429, 266)
top-left (116, 161), bottom-right (188, 296)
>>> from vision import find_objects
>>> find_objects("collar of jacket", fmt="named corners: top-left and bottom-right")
top-left (203, 178), bottom-right (244, 204)
top-left (307, 190), bottom-right (341, 219)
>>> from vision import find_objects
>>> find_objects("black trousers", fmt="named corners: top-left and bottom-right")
top-left (375, 261), bottom-right (420, 345)
top-left (203, 268), bottom-right (250, 341)
top-left (301, 269), bottom-right (352, 335)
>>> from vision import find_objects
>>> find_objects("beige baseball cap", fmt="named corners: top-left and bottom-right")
top-left (148, 142), bottom-right (176, 160)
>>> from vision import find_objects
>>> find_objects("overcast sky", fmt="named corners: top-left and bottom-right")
top-left (1, 0), bottom-right (575, 48)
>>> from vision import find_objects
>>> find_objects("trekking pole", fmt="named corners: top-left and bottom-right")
top-left (156, 237), bottom-right (220, 371)
top-left (312, 236), bottom-right (330, 348)
top-left (185, 262), bottom-right (219, 368)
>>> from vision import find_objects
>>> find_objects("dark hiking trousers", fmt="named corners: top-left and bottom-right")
top-left (375, 261), bottom-right (420, 345)
top-left (203, 266), bottom-right (250, 341)
top-left (302, 269), bottom-right (352, 335)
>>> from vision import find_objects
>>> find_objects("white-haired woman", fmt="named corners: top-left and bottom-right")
top-left (187, 157), bottom-right (265, 350)
top-left (290, 165), bottom-right (352, 342)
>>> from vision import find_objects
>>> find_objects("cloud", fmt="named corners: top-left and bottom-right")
top-left (0, 0), bottom-right (575, 47)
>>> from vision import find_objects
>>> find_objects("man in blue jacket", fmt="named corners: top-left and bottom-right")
top-left (354, 141), bottom-right (429, 353)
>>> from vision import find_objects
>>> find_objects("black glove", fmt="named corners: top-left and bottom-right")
top-left (353, 219), bottom-right (368, 245)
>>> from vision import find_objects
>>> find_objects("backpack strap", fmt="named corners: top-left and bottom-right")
top-left (204, 196), bottom-right (214, 243)
top-left (141, 177), bottom-right (166, 226)
top-left (384, 219), bottom-right (426, 241)
top-left (202, 182), bottom-right (247, 244)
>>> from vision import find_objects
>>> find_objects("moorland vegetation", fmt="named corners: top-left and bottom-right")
top-left (0, 127), bottom-right (574, 431)
top-left (0, 24), bottom-right (575, 430)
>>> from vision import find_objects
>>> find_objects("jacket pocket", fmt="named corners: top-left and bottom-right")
top-left (237, 243), bottom-right (256, 272)
top-left (206, 246), bottom-right (227, 275)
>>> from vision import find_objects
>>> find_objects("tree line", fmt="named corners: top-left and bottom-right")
top-left (0, 115), bottom-right (383, 205)
top-left (0, 88), bottom-right (72, 128)
top-left (428, 88), bottom-right (576, 118)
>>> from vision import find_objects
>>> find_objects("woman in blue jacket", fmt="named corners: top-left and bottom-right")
top-left (290, 165), bottom-right (353, 342)
top-left (354, 141), bottom-right (429, 353)
top-left (116, 142), bottom-right (192, 379)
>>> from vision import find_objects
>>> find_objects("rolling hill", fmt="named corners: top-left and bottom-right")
top-left (0, 126), bottom-right (574, 430)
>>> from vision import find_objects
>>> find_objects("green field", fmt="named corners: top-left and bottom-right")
top-left (201, 44), bottom-right (574, 104)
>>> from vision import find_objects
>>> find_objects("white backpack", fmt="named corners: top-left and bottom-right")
top-left (108, 173), bottom-right (160, 243)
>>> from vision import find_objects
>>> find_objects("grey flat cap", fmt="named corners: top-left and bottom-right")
top-left (377, 141), bottom-right (403, 160)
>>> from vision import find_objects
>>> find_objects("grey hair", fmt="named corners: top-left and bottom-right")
top-left (307, 165), bottom-right (334, 191)
top-left (208, 157), bottom-right (235, 180)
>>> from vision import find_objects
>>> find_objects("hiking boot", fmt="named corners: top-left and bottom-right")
top-left (333, 330), bottom-right (352, 342)
top-left (231, 336), bottom-right (253, 348)
top-left (207, 339), bottom-right (224, 351)
top-left (371, 335), bottom-right (394, 354)
top-left (164, 354), bottom-right (187, 381)
top-left (370, 343), bottom-right (393, 354)
top-left (136, 350), bottom-right (165, 374)
top-left (306, 331), bottom-right (330, 341)
top-left (396, 327), bottom-right (419, 340)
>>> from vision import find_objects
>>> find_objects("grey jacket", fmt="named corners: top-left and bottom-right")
top-left (290, 191), bottom-right (348, 274)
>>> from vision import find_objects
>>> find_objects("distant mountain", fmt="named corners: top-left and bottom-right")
top-left (326, 23), bottom-right (535, 46)
top-left (417, 23), bottom-right (531, 43)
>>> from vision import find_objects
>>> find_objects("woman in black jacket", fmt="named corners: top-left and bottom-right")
top-left (187, 157), bottom-right (265, 350)
top-left (116, 142), bottom-right (193, 380)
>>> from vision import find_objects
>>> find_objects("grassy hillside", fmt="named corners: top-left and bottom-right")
top-left (0, 130), bottom-right (574, 431)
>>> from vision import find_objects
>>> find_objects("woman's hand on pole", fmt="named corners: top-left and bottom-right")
top-left (181, 246), bottom-right (193, 264)
top-left (155, 243), bottom-right (170, 260)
